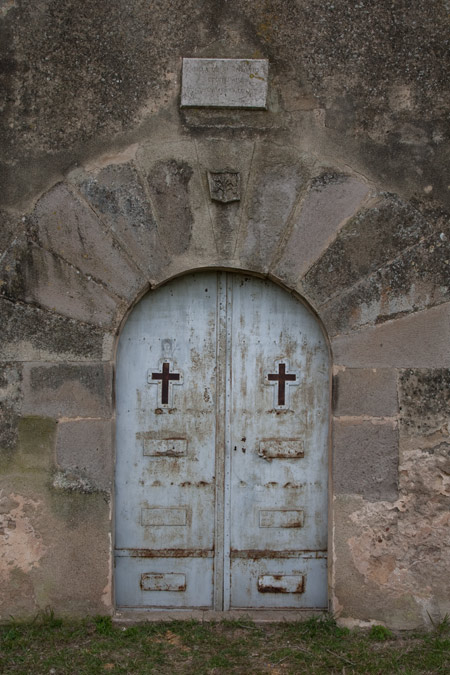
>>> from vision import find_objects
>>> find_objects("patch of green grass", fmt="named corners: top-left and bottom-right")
top-left (94, 614), bottom-right (114, 635)
top-left (428, 611), bottom-right (450, 636)
top-left (207, 652), bottom-right (231, 668)
top-left (1, 612), bottom-right (450, 674)
top-left (369, 623), bottom-right (395, 641)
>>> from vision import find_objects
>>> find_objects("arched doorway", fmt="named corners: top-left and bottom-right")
top-left (115, 272), bottom-right (329, 611)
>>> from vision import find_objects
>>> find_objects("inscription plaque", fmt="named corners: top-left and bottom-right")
top-left (181, 58), bottom-right (268, 109)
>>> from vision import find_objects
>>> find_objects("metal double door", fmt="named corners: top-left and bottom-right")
top-left (115, 272), bottom-right (329, 610)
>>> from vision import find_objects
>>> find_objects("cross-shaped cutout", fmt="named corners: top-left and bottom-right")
top-left (148, 361), bottom-right (183, 407)
top-left (266, 360), bottom-right (299, 409)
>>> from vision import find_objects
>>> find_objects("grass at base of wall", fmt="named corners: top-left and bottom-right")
top-left (0, 611), bottom-right (449, 674)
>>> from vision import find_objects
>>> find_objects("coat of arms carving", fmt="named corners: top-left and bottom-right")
top-left (207, 170), bottom-right (241, 203)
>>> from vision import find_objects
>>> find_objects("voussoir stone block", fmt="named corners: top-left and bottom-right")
top-left (319, 225), bottom-right (450, 334)
top-left (32, 183), bottom-right (144, 302)
top-left (22, 245), bottom-right (121, 327)
top-left (22, 363), bottom-right (112, 419)
top-left (333, 368), bottom-right (398, 417)
top-left (194, 138), bottom-right (255, 260)
top-left (301, 195), bottom-right (431, 308)
top-left (236, 143), bottom-right (312, 272)
top-left (273, 173), bottom-right (370, 285)
top-left (333, 419), bottom-right (399, 501)
top-left (56, 419), bottom-right (113, 491)
top-left (136, 141), bottom-right (216, 264)
top-left (68, 162), bottom-right (170, 283)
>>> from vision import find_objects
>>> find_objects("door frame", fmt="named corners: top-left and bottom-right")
top-left (111, 267), bottom-right (334, 619)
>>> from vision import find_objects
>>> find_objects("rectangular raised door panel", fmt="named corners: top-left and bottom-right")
top-left (257, 575), bottom-right (305, 594)
top-left (230, 557), bottom-right (328, 609)
top-left (259, 510), bottom-right (304, 529)
top-left (141, 438), bottom-right (188, 457)
top-left (141, 508), bottom-right (188, 527)
top-left (115, 556), bottom-right (213, 608)
top-left (140, 573), bottom-right (186, 592)
top-left (114, 272), bottom-right (329, 610)
top-left (258, 439), bottom-right (304, 459)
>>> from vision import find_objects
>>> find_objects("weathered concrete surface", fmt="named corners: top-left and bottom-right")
top-left (333, 420), bottom-right (398, 501)
top-left (333, 495), bottom-right (430, 630)
top-left (0, 415), bottom-right (111, 619)
top-left (333, 368), bottom-right (398, 418)
top-left (0, 363), bottom-right (22, 451)
top-left (396, 369), bottom-right (450, 622)
top-left (0, 403), bottom-right (112, 621)
top-left (331, 303), bottom-right (450, 369)
top-left (333, 367), bottom-right (450, 627)
top-left (2, 1), bottom-right (448, 211)
top-left (56, 420), bottom-right (113, 492)
top-left (22, 363), bottom-right (112, 419)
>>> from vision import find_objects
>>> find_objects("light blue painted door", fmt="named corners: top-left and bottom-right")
top-left (115, 272), bottom-right (329, 610)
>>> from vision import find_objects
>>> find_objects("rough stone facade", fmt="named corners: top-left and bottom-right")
top-left (1, 1), bottom-right (449, 628)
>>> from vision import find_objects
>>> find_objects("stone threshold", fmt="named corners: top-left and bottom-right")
top-left (113, 608), bottom-right (328, 623)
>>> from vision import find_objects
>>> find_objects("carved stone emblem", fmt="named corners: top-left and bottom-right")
top-left (207, 170), bottom-right (241, 203)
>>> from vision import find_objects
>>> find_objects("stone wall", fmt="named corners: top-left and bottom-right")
top-left (1, 0), bottom-right (449, 628)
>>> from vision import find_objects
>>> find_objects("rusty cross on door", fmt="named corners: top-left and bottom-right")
top-left (150, 362), bottom-right (181, 405)
top-left (267, 361), bottom-right (297, 406)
